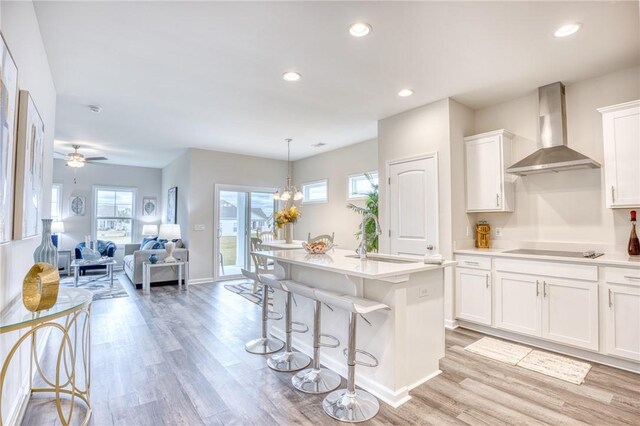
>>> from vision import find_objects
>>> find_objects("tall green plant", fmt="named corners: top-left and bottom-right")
top-left (346, 173), bottom-right (379, 252)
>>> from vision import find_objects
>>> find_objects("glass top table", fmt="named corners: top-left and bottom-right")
top-left (0, 287), bottom-right (93, 334)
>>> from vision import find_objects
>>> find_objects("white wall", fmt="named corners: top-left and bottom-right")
top-left (474, 66), bottom-right (640, 252)
top-left (161, 149), bottom-right (191, 249)
top-left (52, 159), bottom-right (162, 264)
top-left (162, 148), bottom-right (288, 282)
top-left (292, 139), bottom-right (378, 250)
top-left (0, 1), bottom-right (57, 423)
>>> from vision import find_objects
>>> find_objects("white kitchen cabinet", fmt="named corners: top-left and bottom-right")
top-left (455, 267), bottom-right (492, 325)
top-left (598, 100), bottom-right (640, 208)
top-left (495, 271), bottom-right (541, 337)
top-left (541, 278), bottom-right (599, 351)
top-left (605, 284), bottom-right (640, 361)
top-left (464, 129), bottom-right (514, 212)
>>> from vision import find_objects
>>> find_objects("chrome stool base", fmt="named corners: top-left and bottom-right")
top-left (245, 337), bottom-right (284, 354)
top-left (292, 367), bottom-right (341, 394)
top-left (322, 389), bottom-right (380, 423)
top-left (267, 351), bottom-right (311, 372)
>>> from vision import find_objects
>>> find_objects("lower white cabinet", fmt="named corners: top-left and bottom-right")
top-left (495, 272), bottom-right (599, 350)
top-left (455, 268), bottom-right (492, 325)
top-left (606, 284), bottom-right (640, 361)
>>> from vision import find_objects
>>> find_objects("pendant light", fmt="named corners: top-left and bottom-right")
top-left (273, 139), bottom-right (303, 202)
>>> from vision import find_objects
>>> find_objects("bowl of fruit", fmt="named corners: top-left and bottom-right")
top-left (302, 241), bottom-right (335, 254)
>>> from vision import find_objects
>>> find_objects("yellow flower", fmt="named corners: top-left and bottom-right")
top-left (275, 206), bottom-right (301, 228)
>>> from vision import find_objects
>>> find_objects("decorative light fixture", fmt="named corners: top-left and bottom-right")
top-left (158, 224), bottom-right (181, 262)
top-left (282, 71), bottom-right (302, 82)
top-left (398, 89), bottom-right (414, 97)
top-left (349, 22), bottom-right (372, 37)
top-left (273, 139), bottom-right (303, 202)
top-left (554, 23), bottom-right (582, 38)
top-left (66, 145), bottom-right (86, 168)
top-left (142, 224), bottom-right (158, 237)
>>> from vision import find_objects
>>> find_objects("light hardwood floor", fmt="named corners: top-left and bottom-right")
top-left (22, 275), bottom-right (640, 425)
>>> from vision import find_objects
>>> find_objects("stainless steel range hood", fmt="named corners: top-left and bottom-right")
top-left (506, 82), bottom-right (600, 176)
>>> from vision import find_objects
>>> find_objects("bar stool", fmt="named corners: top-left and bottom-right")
top-left (240, 269), bottom-right (284, 354)
top-left (284, 281), bottom-right (341, 394)
top-left (314, 290), bottom-right (390, 423)
top-left (260, 275), bottom-right (311, 372)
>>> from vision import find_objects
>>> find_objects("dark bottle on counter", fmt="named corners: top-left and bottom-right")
top-left (629, 210), bottom-right (640, 256)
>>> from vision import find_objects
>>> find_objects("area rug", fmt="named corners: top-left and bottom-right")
top-left (517, 350), bottom-right (592, 385)
top-left (464, 337), bottom-right (592, 384)
top-left (224, 279), bottom-right (273, 307)
top-left (464, 336), bottom-right (532, 365)
top-left (61, 273), bottom-right (129, 301)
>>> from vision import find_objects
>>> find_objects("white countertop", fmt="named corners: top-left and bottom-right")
top-left (455, 247), bottom-right (640, 268)
top-left (253, 248), bottom-right (455, 280)
top-left (258, 240), bottom-right (306, 250)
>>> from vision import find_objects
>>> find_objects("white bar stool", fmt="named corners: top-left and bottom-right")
top-left (240, 269), bottom-right (284, 354)
top-left (260, 275), bottom-right (311, 372)
top-left (314, 289), bottom-right (390, 423)
top-left (284, 281), bottom-right (341, 394)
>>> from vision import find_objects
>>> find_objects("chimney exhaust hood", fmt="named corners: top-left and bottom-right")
top-left (506, 82), bottom-right (600, 176)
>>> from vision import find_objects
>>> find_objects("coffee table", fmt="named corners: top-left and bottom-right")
top-left (71, 258), bottom-right (117, 288)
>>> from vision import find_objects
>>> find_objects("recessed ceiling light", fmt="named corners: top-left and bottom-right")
top-left (349, 22), bottom-right (372, 37)
top-left (282, 71), bottom-right (302, 82)
top-left (554, 23), bottom-right (582, 38)
top-left (398, 89), bottom-right (414, 97)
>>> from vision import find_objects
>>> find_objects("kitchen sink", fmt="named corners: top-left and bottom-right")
top-left (344, 254), bottom-right (420, 264)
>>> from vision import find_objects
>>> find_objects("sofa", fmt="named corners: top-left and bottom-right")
top-left (123, 242), bottom-right (188, 287)
top-left (75, 240), bottom-right (117, 275)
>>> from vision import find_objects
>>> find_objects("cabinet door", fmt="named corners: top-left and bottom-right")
top-left (606, 284), bottom-right (640, 361)
top-left (466, 136), bottom-right (503, 211)
top-left (455, 268), bottom-right (492, 325)
top-left (541, 278), bottom-right (599, 351)
top-left (602, 104), bottom-right (640, 208)
top-left (495, 272), bottom-right (541, 337)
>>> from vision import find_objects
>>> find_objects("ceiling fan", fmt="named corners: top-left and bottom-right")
top-left (56, 145), bottom-right (108, 168)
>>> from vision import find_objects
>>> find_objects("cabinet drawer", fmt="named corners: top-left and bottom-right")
top-left (604, 267), bottom-right (640, 287)
top-left (495, 258), bottom-right (597, 282)
top-left (456, 255), bottom-right (491, 270)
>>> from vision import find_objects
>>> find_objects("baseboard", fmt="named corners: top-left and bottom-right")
top-left (444, 319), bottom-right (459, 329)
top-left (188, 277), bottom-right (214, 285)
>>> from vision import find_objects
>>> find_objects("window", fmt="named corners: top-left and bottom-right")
top-left (51, 183), bottom-right (62, 221)
top-left (93, 186), bottom-right (136, 244)
top-left (302, 179), bottom-right (328, 203)
top-left (348, 172), bottom-right (378, 199)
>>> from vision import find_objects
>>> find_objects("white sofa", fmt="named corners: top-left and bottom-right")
top-left (123, 243), bottom-right (189, 287)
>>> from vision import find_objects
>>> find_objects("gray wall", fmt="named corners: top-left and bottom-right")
top-left (292, 139), bottom-right (378, 250)
top-left (53, 159), bottom-right (163, 264)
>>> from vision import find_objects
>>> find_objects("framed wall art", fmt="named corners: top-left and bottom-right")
top-left (167, 187), bottom-right (177, 224)
top-left (70, 195), bottom-right (86, 216)
top-left (0, 32), bottom-right (19, 244)
top-left (142, 197), bottom-right (157, 216)
top-left (13, 90), bottom-right (45, 239)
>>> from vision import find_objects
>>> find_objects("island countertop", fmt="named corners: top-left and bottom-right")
top-left (252, 248), bottom-right (455, 280)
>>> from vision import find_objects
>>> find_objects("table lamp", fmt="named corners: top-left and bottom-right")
top-left (51, 221), bottom-right (65, 248)
top-left (142, 224), bottom-right (158, 237)
top-left (158, 224), bottom-right (181, 262)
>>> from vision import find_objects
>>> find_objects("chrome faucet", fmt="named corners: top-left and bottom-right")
top-left (356, 212), bottom-right (382, 260)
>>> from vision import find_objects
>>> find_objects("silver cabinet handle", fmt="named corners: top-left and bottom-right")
top-left (496, 193), bottom-right (500, 207)
top-left (536, 280), bottom-right (540, 296)
top-left (624, 275), bottom-right (640, 280)
top-left (464, 261), bottom-right (480, 266)
top-left (426, 244), bottom-right (434, 251)
top-left (608, 289), bottom-right (613, 308)
top-left (486, 273), bottom-right (490, 288)
top-left (543, 281), bottom-right (548, 298)
top-left (611, 186), bottom-right (615, 203)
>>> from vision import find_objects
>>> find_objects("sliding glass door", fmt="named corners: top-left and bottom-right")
top-left (215, 186), bottom-right (275, 280)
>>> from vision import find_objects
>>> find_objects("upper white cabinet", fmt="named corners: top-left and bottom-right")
top-left (598, 100), bottom-right (640, 208)
top-left (464, 129), bottom-right (515, 212)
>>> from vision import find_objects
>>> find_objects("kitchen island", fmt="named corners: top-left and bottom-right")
top-left (253, 248), bottom-right (455, 407)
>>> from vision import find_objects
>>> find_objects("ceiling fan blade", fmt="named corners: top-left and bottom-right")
top-left (84, 157), bottom-right (108, 161)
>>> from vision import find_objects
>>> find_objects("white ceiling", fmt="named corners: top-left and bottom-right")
top-left (34, 1), bottom-right (639, 168)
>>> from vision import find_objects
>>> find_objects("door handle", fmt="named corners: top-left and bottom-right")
top-left (608, 289), bottom-right (613, 308)
top-left (536, 280), bottom-right (540, 296)
top-left (486, 274), bottom-right (490, 288)
top-left (543, 281), bottom-right (548, 298)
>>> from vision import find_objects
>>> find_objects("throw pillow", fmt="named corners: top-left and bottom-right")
top-left (151, 239), bottom-right (168, 250)
top-left (142, 240), bottom-right (159, 250)
top-left (140, 237), bottom-right (158, 250)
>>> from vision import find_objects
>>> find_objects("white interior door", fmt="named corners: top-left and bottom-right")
top-left (388, 154), bottom-right (438, 255)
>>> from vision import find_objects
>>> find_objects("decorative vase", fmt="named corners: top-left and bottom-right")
top-left (284, 223), bottom-right (293, 244)
top-left (23, 262), bottom-right (60, 312)
top-left (149, 253), bottom-right (158, 264)
top-left (33, 219), bottom-right (58, 267)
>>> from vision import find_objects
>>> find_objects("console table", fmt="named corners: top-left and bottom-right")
top-left (0, 288), bottom-right (93, 425)
top-left (142, 260), bottom-right (189, 295)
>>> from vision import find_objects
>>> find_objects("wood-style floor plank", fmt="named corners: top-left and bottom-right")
top-left (20, 275), bottom-right (640, 425)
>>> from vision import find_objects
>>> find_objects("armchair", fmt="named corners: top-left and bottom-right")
top-left (74, 240), bottom-right (117, 275)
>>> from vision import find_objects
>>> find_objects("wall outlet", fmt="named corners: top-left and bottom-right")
top-left (194, 224), bottom-right (205, 231)
top-left (419, 287), bottom-right (429, 298)
top-left (495, 227), bottom-right (503, 237)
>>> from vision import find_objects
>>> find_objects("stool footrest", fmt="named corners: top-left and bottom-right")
top-left (318, 333), bottom-right (340, 348)
top-left (342, 348), bottom-right (379, 368)
top-left (291, 321), bottom-right (309, 334)
top-left (267, 311), bottom-right (283, 321)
